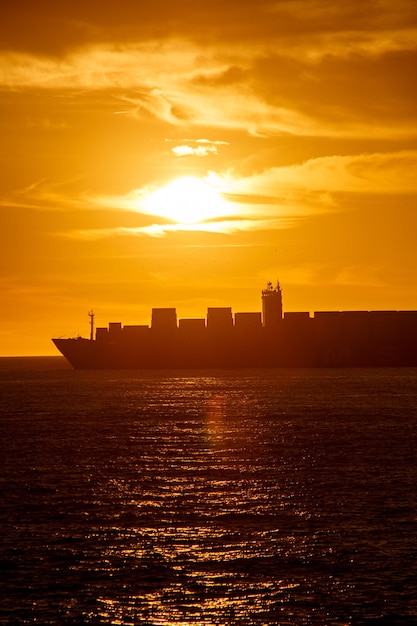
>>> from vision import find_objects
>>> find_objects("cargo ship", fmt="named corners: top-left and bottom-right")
top-left (52, 282), bottom-right (417, 369)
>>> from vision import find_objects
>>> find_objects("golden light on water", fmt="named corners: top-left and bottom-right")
top-left (205, 394), bottom-right (227, 447)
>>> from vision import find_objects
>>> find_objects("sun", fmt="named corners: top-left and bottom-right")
top-left (142, 176), bottom-right (229, 224)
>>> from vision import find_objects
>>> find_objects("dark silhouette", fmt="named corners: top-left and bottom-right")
top-left (52, 282), bottom-right (417, 369)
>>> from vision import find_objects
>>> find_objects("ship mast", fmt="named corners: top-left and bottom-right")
top-left (88, 310), bottom-right (95, 341)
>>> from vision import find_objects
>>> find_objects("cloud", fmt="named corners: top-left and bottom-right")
top-left (226, 150), bottom-right (417, 196)
top-left (171, 145), bottom-right (218, 157)
top-left (1, 18), bottom-right (417, 139)
top-left (60, 216), bottom-right (297, 240)
top-left (2, 1), bottom-right (417, 56)
top-left (168, 138), bottom-right (228, 157)
top-left (0, 180), bottom-right (91, 211)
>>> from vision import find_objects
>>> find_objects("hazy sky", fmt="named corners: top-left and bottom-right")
top-left (1, 0), bottom-right (417, 355)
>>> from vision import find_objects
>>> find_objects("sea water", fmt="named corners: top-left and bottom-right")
top-left (1, 359), bottom-right (417, 625)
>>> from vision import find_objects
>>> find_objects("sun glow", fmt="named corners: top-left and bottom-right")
top-left (142, 176), bottom-right (230, 224)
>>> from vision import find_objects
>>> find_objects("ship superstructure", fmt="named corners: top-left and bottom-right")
top-left (262, 281), bottom-right (283, 329)
top-left (52, 283), bottom-right (417, 369)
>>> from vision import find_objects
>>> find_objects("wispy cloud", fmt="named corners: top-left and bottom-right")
top-left (2, 179), bottom-right (100, 213)
top-left (225, 150), bottom-right (417, 196)
top-left (0, 180), bottom-right (91, 211)
top-left (60, 217), bottom-right (297, 240)
top-left (167, 137), bottom-right (229, 157)
top-left (171, 145), bottom-right (218, 157)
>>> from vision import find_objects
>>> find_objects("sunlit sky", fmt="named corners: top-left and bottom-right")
top-left (1, 1), bottom-right (417, 355)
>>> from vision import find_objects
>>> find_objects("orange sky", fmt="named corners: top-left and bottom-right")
top-left (1, 0), bottom-right (417, 355)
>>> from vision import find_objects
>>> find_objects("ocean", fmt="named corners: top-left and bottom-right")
top-left (1, 359), bottom-right (417, 625)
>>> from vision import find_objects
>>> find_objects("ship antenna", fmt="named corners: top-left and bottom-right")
top-left (88, 310), bottom-right (95, 341)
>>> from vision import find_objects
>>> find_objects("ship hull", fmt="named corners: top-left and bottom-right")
top-left (52, 328), bottom-right (417, 370)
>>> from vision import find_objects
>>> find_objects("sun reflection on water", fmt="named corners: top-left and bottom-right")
top-left (75, 375), bottom-right (350, 623)
top-left (204, 394), bottom-right (227, 448)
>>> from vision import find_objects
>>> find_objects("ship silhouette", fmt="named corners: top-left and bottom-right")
top-left (52, 282), bottom-right (417, 369)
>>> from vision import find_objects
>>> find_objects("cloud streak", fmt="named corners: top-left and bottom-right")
top-left (60, 217), bottom-right (297, 240)
top-left (169, 139), bottom-right (227, 157)
top-left (234, 151), bottom-right (417, 195)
